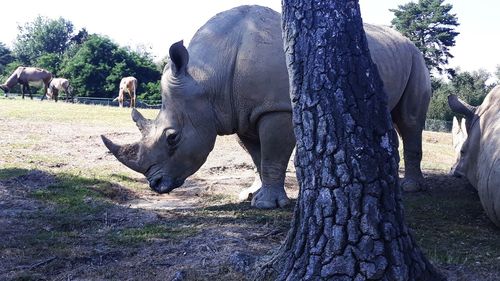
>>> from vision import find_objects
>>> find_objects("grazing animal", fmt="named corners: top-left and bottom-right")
top-left (448, 86), bottom-right (500, 227)
top-left (114, 76), bottom-right (137, 108)
top-left (0, 66), bottom-right (52, 99)
top-left (45, 78), bottom-right (73, 102)
top-left (101, 5), bottom-right (431, 209)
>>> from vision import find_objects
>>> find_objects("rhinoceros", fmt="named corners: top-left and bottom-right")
top-left (448, 86), bottom-right (500, 227)
top-left (101, 5), bottom-right (431, 209)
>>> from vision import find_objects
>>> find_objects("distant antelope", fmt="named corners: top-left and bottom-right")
top-left (45, 78), bottom-right (73, 102)
top-left (113, 76), bottom-right (137, 108)
top-left (0, 66), bottom-right (52, 99)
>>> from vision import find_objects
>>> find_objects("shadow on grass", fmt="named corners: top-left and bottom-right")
top-left (0, 167), bottom-right (31, 180)
top-left (0, 167), bottom-right (295, 280)
top-left (0, 168), bottom-right (142, 232)
top-left (109, 173), bottom-right (148, 184)
top-left (2, 167), bottom-right (499, 280)
top-left (404, 171), bottom-right (500, 268)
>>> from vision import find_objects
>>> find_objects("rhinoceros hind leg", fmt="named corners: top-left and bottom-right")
top-left (392, 106), bottom-right (428, 192)
top-left (235, 136), bottom-right (263, 201)
top-left (398, 132), bottom-right (427, 192)
top-left (401, 177), bottom-right (426, 192)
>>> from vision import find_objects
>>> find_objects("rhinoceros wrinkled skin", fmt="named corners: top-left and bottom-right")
top-left (448, 86), bottom-right (500, 227)
top-left (101, 5), bottom-right (431, 209)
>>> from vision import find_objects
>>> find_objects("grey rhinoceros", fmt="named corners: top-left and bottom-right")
top-left (448, 86), bottom-right (500, 227)
top-left (101, 5), bottom-right (431, 209)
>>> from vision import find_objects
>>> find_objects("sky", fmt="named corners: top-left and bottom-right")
top-left (0, 0), bottom-right (498, 75)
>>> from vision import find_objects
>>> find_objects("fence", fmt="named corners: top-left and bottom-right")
top-left (424, 119), bottom-right (452, 133)
top-left (73, 97), bottom-right (161, 109)
top-left (3, 93), bottom-right (454, 132)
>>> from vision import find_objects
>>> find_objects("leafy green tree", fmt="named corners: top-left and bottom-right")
top-left (391, 0), bottom-right (459, 76)
top-left (138, 82), bottom-right (161, 104)
top-left (427, 78), bottom-right (454, 121)
top-left (13, 16), bottom-right (74, 73)
top-left (60, 34), bottom-right (161, 100)
top-left (0, 42), bottom-right (14, 75)
top-left (450, 68), bottom-right (493, 105)
top-left (495, 65), bottom-right (500, 82)
top-left (428, 69), bottom-right (493, 121)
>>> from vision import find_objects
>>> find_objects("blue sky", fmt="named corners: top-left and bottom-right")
top-left (0, 0), bottom-right (498, 75)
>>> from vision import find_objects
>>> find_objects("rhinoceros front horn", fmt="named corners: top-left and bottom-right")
top-left (101, 135), bottom-right (144, 173)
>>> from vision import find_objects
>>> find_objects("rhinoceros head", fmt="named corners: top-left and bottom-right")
top-left (101, 41), bottom-right (217, 194)
top-left (448, 95), bottom-right (479, 181)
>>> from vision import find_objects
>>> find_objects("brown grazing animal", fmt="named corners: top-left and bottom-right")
top-left (0, 66), bottom-right (52, 99)
top-left (45, 78), bottom-right (72, 102)
top-left (114, 76), bottom-right (137, 108)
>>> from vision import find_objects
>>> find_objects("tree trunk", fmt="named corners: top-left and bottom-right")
top-left (255, 0), bottom-right (444, 280)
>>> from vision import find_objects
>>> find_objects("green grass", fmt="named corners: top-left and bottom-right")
top-left (109, 223), bottom-right (199, 245)
top-left (404, 182), bottom-right (500, 268)
top-left (0, 97), bottom-right (158, 126)
top-left (0, 168), bottom-right (30, 180)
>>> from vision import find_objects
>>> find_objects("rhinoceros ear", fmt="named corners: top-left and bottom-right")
top-left (131, 108), bottom-right (152, 137)
top-left (448, 95), bottom-right (476, 120)
top-left (169, 40), bottom-right (189, 77)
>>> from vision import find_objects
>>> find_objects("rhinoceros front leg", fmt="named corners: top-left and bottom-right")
top-left (251, 112), bottom-right (295, 209)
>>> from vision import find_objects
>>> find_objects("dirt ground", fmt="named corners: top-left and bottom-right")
top-left (1, 104), bottom-right (499, 280)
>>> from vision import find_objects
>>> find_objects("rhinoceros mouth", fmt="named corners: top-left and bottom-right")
top-left (148, 176), bottom-right (185, 194)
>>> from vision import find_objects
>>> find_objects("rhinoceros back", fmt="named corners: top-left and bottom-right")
top-left (364, 24), bottom-right (430, 111)
top-left (187, 5), bottom-right (290, 134)
top-left (185, 6), bottom-right (429, 136)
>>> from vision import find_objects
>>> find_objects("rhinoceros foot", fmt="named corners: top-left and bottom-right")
top-left (401, 177), bottom-right (427, 192)
top-left (251, 185), bottom-right (290, 209)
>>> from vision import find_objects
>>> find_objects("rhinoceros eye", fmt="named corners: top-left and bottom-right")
top-left (164, 129), bottom-right (180, 147)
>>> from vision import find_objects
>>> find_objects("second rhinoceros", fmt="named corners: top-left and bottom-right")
top-left (448, 86), bottom-right (500, 227)
top-left (102, 5), bottom-right (431, 209)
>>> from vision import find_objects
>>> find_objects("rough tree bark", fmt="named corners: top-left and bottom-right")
top-left (255, 0), bottom-right (444, 280)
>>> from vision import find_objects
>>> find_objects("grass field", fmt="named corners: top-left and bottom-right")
top-left (0, 98), bottom-right (499, 280)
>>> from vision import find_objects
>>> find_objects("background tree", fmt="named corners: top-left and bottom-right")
top-left (391, 0), bottom-right (459, 76)
top-left (428, 68), bottom-right (494, 121)
top-left (13, 16), bottom-right (74, 73)
top-left (257, 0), bottom-right (443, 280)
top-left (427, 78), bottom-right (454, 121)
top-left (0, 43), bottom-right (14, 74)
top-left (60, 34), bottom-right (161, 100)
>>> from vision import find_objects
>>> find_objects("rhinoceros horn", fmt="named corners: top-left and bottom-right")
top-left (101, 135), bottom-right (144, 173)
top-left (448, 95), bottom-right (476, 120)
top-left (131, 108), bottom-right (152, 136)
